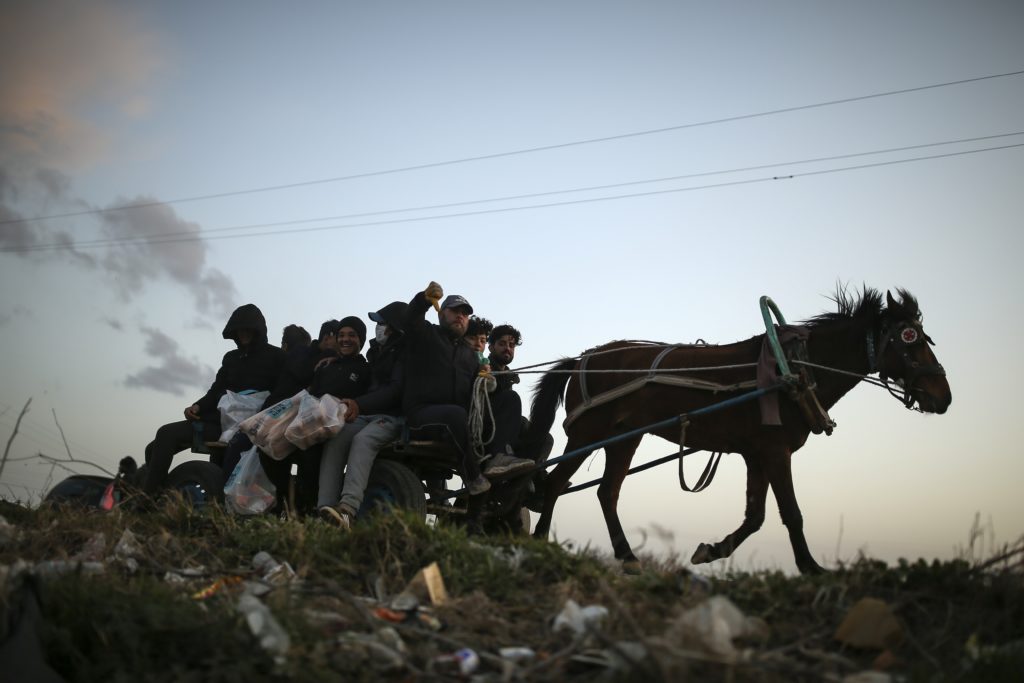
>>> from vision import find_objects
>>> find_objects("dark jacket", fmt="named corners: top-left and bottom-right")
top-left (194, 304), bottom-right (286, 439)
top-left (402, 291), bottom-right (479, 413)
top-left (262, 340), bottom-right (336, 408)
top-left (355, 335), bottom-right (406, 416)
top-left (308, 353), bottom-right (370, 401)
top-left (488, 356), bottom-right (520, 394)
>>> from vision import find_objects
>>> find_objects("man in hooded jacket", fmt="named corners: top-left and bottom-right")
top-left (141, 303), bottom-right (285, 495)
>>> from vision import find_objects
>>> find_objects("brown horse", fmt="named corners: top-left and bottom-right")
top-left (524, 288), bottom-right (951, 574)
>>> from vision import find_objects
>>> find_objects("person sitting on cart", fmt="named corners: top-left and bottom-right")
top-left (487, 323), bottom-right (555, 511)
top-left (260, 316), bottom-right (370, 515)
top-left (141, 303), bottom-right (285, 496)
top-left (318, 301), bottom-right (409, 529)
top-left (217, 319), bottom-right (338, 481)
top-left (403, 282), bottom-right (534, 503)
top-left (464, 316), bottom-right (493, 354)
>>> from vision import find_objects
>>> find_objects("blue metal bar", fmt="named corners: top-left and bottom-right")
top-left (564, 447), bottom-right (701, 494)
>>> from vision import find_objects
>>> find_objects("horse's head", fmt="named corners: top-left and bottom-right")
top-left (873, 290), bottom-right (951, 414)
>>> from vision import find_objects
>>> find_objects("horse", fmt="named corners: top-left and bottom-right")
top-left (523, 288), bottom-right (951, 574)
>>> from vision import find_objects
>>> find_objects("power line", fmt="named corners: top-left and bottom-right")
top-left (2, 68), bottom-right (1022, 227)
top-left (6, 131), bottom-right (1022, 254)
top-left (9, 141), bottom-right (1019, 252)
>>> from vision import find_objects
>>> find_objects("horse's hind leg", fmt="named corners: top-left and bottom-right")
top-left (597, 435), bottom-right (643, 573)
top-left (762, 449), bottom-right (824, 574)
top-left (691, 453), bottom-right (768, 565)
top-left (532, 437), bottom-right (591, 540)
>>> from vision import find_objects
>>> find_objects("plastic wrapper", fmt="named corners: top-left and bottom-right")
top-left (238, 392), bottom-right (303, 460)
top-left (224, 446), bottom-right (277, 515)
top-left (218, 390), bottom-right (270, 442)
top-left (283, 392), bottom-right (347, 450)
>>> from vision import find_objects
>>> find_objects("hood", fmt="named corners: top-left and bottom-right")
top-left (369, 301), bottom-right (409, 335)
top-left (222, 303), bottom-right (268, 343)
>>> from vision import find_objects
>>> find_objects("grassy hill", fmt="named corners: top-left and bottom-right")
top-left (0, 499), bottom-right (1021, 682)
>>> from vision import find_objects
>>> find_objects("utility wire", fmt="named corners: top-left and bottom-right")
top-left (6, 131), bottom-right (1022, 254)
top-left (7, 141), bottom-right (1019, 252)
top-left (2, 68), bottom-right (1021, 227)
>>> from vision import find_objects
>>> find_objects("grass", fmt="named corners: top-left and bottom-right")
top-left (1, 498), bottom-right (1022, 682)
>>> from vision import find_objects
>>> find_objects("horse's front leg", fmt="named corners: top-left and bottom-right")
top-left (763, 448), bottom-right (824, 574)
top-left (691, 453), bottom-right (768, 565)
top-left (532, 442), bottom-right (590, 540)
top-left (596, 436), bottom-right (643, 574)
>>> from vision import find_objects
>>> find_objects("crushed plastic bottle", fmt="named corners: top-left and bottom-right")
top-left (433, 647), bottom-right (480, 675)
top-left (252, 550), bottom-right (296, 586)
top-left (237, 592), bottom-right (291, 664)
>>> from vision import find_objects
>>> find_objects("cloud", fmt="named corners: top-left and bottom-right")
top-left (123, 327), bottom-right (214, 396)
top-left (0, 2), bottom-right (237, 323)
top-left (101, 316), bottom-right (123, 331)
top-left (98, 199), bottom-right (239, 318)
top-left (0, 304), bottom-right (34, 328)
top-left (0, 1), bottom-right (161, 170)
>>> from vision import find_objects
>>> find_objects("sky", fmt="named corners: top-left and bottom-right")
top-left (1, 1), bottom-right (1022, 573)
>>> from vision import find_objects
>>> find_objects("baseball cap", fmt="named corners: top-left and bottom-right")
top-left (440, 294), bottom-right (473, 314)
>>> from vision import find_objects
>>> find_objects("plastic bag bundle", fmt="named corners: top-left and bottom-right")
top-left (238, 392), bottom-right (303, 460)
top-left (217, 390), bottom-right (270, 442)
top-left (224, 446), bottom-right (276, 515)
top-left (284, 392), bottom-right (347, 450)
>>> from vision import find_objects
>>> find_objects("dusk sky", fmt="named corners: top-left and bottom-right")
top-left (2, 1), bottom-right (1022, 572)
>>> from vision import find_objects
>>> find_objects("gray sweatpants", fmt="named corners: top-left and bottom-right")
top-left (317, 414), bottom-right (404, 512)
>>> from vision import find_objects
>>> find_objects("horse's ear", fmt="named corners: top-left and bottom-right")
top-left (886, 290), bottom-right (898, 310)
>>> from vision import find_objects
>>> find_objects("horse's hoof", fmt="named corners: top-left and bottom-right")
top-left (690, 543), bottom-right (714, 565)
top-left (622, 559), bottom-right (643, 575)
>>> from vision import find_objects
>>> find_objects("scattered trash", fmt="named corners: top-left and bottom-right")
top-left (834, 598), bottom-right (904, 650)
top-left (401, 561), bottom-right (449, 606)
top-left (499, 646), bottom-right (536, 663)
top-left (432, 647), bottom-right (480, 676)
top-left (553, 599), bottom-right (609, 637)
top-left (337, 630), bottom-right (407, 673)
top-left (237, 592), bottom-right (291, 664)
top-left (0, 516), bottom-right (21, 547)
top-left (570, 641), bottom-right (648, 674)
top-left (671, 595), bottom-right (769, 660)
top-left (113, 529), bottom-right (143, 573)
top-left (191, 575), bottom-right (243, 600)
top-left (388, 591), bottom-right (419, 612)
top-left (372, 606), bottom-right (407, 624)
top-left (162, 566), bottom-right (207, 583)
top-left (71, 532), bottom-right (107, 562)
top-left (252, 551), bottom-right (296, 586)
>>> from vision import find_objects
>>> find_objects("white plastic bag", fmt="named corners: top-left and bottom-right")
top-left (238, 391), bottom-right (303, 460)
top-left (218, 390), bottom-right (270, 442)
top-left (224, 446), bottom-right (276, 515)
top-left (284, 392), bottom-right (347, 450)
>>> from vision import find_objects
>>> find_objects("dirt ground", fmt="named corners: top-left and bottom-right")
top-left (1, 499), bottom-right (1021, 682)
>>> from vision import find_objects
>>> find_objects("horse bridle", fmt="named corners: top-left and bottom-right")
top-left (867, 318), bottom-right (946, 409)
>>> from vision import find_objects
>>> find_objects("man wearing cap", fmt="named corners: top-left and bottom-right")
top-left (318, 302), bottom-right (409, 529)
top-left (403, 282), bottom-right (533, 499)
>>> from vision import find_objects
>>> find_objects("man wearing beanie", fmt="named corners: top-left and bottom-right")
top-left (261, 316), bottom-right (370, 514)
top-left (318, 302), bottom-right (409, 529)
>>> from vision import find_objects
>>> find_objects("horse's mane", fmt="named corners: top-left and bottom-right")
top-left (803, 285), bottom-right (885, 328)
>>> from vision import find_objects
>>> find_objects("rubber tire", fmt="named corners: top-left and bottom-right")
top-left (165, 460), bottom-right (225, 508)
top-left (43, 475), bottom-right (111, 508)
top-left (360, 459), bottom-right (427, 519)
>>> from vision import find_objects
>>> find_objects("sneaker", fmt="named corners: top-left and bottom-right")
top-left (467, 475), bottom-right (491, 496)
top-left (318, 505), bottom-right (352, 531)
top-left (482, 454), bottom-right (535, 480)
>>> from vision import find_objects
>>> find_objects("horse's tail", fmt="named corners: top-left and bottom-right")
top-left (520, 358), bottom-right (576, 454)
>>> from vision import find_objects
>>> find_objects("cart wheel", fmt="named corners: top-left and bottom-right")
top-left (43, 475), bottom-right (111, 508)
top-left (360, 460), bottom-right (427, 519)
top-left (166, 461), bottom-right (224, 509)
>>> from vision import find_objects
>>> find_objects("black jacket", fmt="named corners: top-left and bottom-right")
top-left (402, 291), bottom-right (479, 413)
top-left (262, 340), bottom-right (336, 408)
top-left (194, 304), bottom-right (286, 439)
top-left (355, 336), bottom-right (406, 416)
top-left (488, 357), bottom-right (520, 394)
top-left (308, 353), bottom-right (370, 401)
